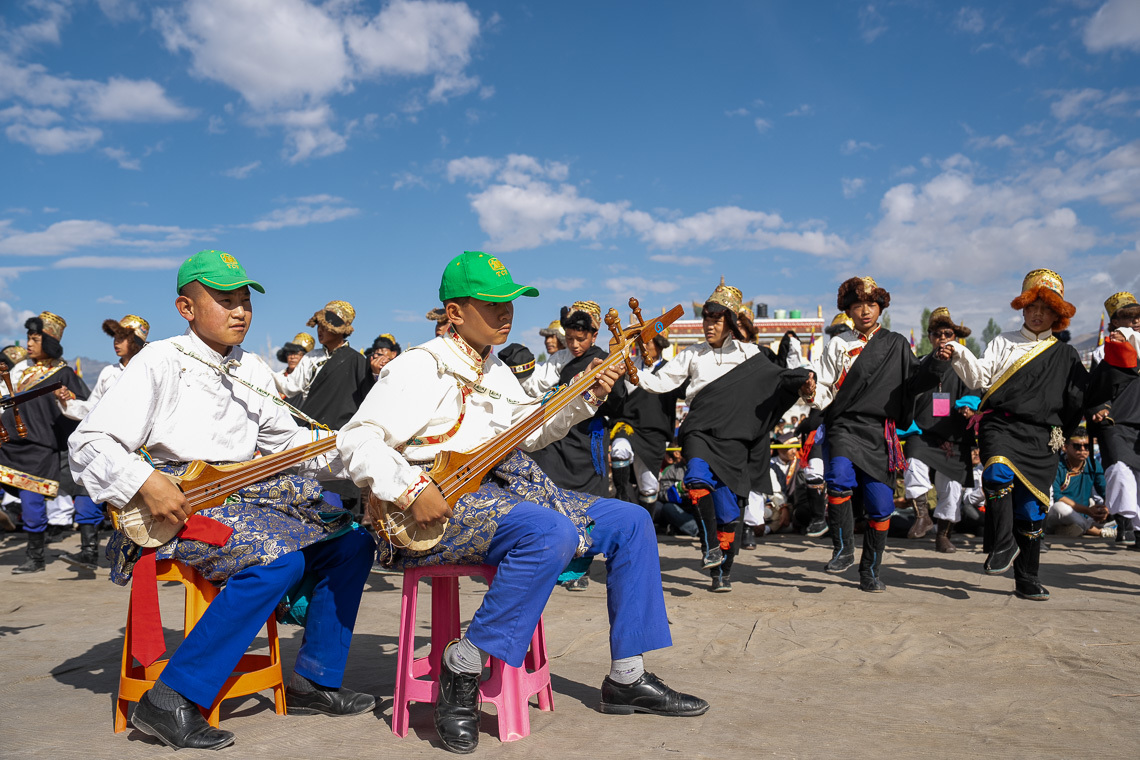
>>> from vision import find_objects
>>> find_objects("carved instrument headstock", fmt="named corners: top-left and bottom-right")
top-left (605, 308), bottom-right (638, 386)
top-left (0, 371), bottom-right (64, 447)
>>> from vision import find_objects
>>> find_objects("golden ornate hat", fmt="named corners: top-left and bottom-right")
top-left (293, 332), bottom-right (315, 353)
top-left (308, 300), bottom-right (356, 335)
top-left (2, 345), bottom-right (27, 366)
top-left (567, 300), bottom-right (602, 330)
top-left (927, 307), bottom-right (971, 338)
top-left (739, 305), bottom-right (755, 321)
top-left (102, 314), bottom-right (149, 342)
top-left (825, 312), bottom-right (854, 336)
top-left (705, 284), bottom-right (743, 314)
top-left (539, 319), bottom-right (565, 338)
top-left (1010, 268), bottom-right (1075, 330)
top-left (1021, 269), bottom-right (1065, 299)
top-left (1105, 292), bottom-right (1139, 318)
top-left (37, 311), bottom-right (66, 340)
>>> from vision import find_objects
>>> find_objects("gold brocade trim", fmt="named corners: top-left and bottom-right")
top-left (17, 360), bottom-right (65, 393)
top-left (980, 336), bottom-right (1056, 409)
top-left (0, 464), bottom-right (59, 497)
top-left (984, 455), bottom-right (1049, 505)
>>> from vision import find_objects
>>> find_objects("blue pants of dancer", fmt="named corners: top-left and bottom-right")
top-left (466, 498), bottom-right (673, 668)
top-left (825, 456), bottom-right (895, 522)
top-left (160, 528), bottom-right (375, 708)
top-left (682, 458), bottom-right (741, 523)
top-left (982, 463), bottom-right (1046, 521)
top-left (19, 491), bottom-right (46, 533)
top-left (73, 495), bottom-right (103, 525)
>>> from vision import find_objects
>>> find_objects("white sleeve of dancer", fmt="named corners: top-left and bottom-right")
top-left (947, 339), bottom-right (992, 390)
top-left (1116, 327), bottom-right (1140, 354)
top-left (523, 349), bottom-right (569, 395)
top-left (273, 354), bottom-right (315, 397)
top-left (634, 347), bottom-right (694, 395)
top-left (811, 339), bottom-right (844, 409)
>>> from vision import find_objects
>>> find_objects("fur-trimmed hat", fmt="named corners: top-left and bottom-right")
top-left (825, 312), bottom-right (854, 337)
top-left (426, 307), bottom-right (448, 324)
top-left (1010, 269), bottom-right (1075, 332)
top-left (25, 312), bottom-right (65, 359)
top-left (927, 307), bottom-right (971, 338)
top-left (498, 343), bottom-right (536, 381)
top-left (538, 319), bottom-right (565, 339)
top-left (837, 276), bottom-right (890, 311)
top-left (307, 300), bottom-right (356, 336)
top-left (102, 314), bottom-right (149, 343)
top-left (561, 301), bottom-right (601, 333)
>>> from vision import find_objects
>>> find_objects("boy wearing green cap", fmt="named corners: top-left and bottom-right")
top-left (69, 250), bottom-right (378, 751)
top-left (339, 251), bottom-right (708, 754)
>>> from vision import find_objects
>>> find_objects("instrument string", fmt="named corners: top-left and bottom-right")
top-left (178, 437), bottom-right (338, 504)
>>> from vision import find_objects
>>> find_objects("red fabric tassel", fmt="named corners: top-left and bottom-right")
top-left (1105, 338), bottom-right (1138, 369)
top-left (127, 515), bottom-right (233, 668)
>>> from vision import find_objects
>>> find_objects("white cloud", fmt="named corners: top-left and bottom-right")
top-left (1084, 0), bottom-right (1140, 53)
top-left (0, 219), bottom-right (202, 256)
top-left (103, 146), bottom-right (141, 170)
top-left (53, 256), bottom-right (182, 269)
top-left (841, 138), bottom-right (880, 155)
top-left (648, 253), bottom-right (713, 267)
top-left (223, 160), bottom-right (262, 179)
top-left (96, 295), bottom-right (125, 304)
top-left (754, 117), bottom-right (772, 133)
top-left (1050, 88), bottom-right (1104, 121)
top-left (0, 105), bottom-right (62, 126)
top-left (841, 177), bottom-right (866, 198)
top-left (605, 277), bottom-right (678, 295)
top-left (967, 133), bottom-right (1016, 150)
top-left (858, 4), bottom-right (888, 43)
top-left (955, 8), bottom-right (985, 35)
top-left (1063, 124), bottom-right (1114, 154)
top-left (96, 0), bottom-right (142, 23)
top-left (244, 195), bottom-right (360, 231)
top-left (207, 114), bottom-right (225, 134)
top-left (785, 104), bottom-right (813, 117)
top-left (530, 277), bottom-right (586, 291)
top-left (0, 299), bottom-right (36, 338)
top-left (80, 77), bottom-right (196, 122)
top-left (5, 124), bottom-right (102, 154)
top-left (724, 107), bottom-right (749, 117)
top-left (450, 153), bottom-right (848, 256)
top-left (392, 171), bottom-right (429, 190)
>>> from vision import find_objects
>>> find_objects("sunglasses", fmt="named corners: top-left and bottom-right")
top-left (929, 329), bottom-right (956, 339)
top-left (1069, 442), bottom-right (1090, 450)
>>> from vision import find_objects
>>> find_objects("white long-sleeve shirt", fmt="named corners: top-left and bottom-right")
top-left (272, 346), bottom-right (335, 400)
top-left (634, 336), bottom-right (759, 404)
top-left (60, 361), bottom-right (124, 420)
top-left (338, 330), bottom-right (601, 508)
top-left (69, 329), bottom-right (341, 509)
top-left (522, 347), bottom-right (574, 397)
top-left (946, 326), bottom-right (1058, 392)
top-left (810, 326), bottom-right (882, 410)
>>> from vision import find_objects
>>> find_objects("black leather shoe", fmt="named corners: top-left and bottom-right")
top-left (805, 519), bottom-right (828, 538)
top-left (435, 643), bottom-right (480, 754)
top-left (131, 691), bottom-right (235, 750)
top-left (1014, 579), bottom-right (1050, 601)
top-left (824, 550), bottom-right (854, 573)
top-left (600, 672), bottom-right (709, 717)
top-left (984, 542), bottom-right (1019, 575)
top-left (859, 576), bottom-right (886, 593)
top-left (285, 686), bottom-right (376, 716)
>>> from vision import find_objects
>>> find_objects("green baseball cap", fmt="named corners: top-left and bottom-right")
top-left (177, 250), bottom-right (265, 294)
top-left (439, 251), bottom-right (539, 303)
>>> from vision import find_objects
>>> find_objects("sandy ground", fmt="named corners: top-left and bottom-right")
top-left (1, 528), bottom-right (1137, 759)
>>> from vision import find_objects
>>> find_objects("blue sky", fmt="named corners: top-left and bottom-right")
top-left (1, 0), bottom-right (1138, 365)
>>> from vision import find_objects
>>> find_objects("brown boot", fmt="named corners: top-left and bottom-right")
top-left (935, 518), bottom-right (956, 553)
top-left (907, 497), bottom-right (934, 539)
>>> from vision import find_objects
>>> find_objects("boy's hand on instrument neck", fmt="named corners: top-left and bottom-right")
top-left (586, 358), bottom-right (624, 399)
top-left (138, 470), bottom-right (191, 527)
top-left (409, 482), bottom-right (453, 530)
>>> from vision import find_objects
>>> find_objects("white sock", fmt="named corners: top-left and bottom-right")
top-left (608, 655), bottom-right (644, 685)
top-left (445, 637), bottom-right (486, 675)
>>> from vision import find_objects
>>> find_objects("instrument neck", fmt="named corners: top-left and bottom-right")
top-left (182, 436), bottom-right (339, 509)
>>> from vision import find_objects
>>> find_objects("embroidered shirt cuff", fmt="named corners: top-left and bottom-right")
top-left (395, 471), bottom-right (431, 509)
top-left (582, 389), bottom-right (605, 407)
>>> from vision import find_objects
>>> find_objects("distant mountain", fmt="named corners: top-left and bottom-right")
top-left (70, 356), bottom-right (111, 384)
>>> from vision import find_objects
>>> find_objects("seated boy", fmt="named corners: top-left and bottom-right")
top-left (338, 251), bottom-right (708, 754)
top-left (69, 250), bottom-right (377, 751)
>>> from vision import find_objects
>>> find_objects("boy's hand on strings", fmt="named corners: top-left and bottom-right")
top-left (586, 357), bottom-right (625, 399)
top-left (137, 470), bottom-right (191, 527)
top-left (409, 482), bottom-right (453, 529)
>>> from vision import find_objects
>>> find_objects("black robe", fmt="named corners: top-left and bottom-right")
top-left (822, 329), bottom-right (942, 485)
top-left (1086, 357), bottom-right (1140, 470)
top-left (0, 363), bottom-right (88, 492)
top-left (905, 353), bottom-right (977, 486)
top-left (609, 360), bottom-right (685, 477)
top-left (679, 353), bottom-right (810, 499)
top-left (529, 346), bottom-right (625, 498)
top-left (299, 344), bottom-right (374, 430)
top-left (978, 340), bottom-right (1087, 502)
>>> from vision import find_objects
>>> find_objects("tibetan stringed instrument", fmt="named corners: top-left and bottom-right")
top-left (0, 362), bottom-right (64, 445)
top-left (113, 435), bottom-right (338, 548)
top-left (368, 298), bottom-right (684, 551)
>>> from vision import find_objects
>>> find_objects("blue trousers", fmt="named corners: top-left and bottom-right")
top-left (683, 458), bottom-right (742, 524)
top-left (467, 498), bottom-right (673, 668)
top-left (160, 528), bottom-right (375, 708)
top-left (20, 491), bottom-right (46, 533)
top-left (825, 456), bottom-right (895, 522)
top-left (74, 495), bottom-right (103, 525)
top-left (982, 463), bottom-right (1046, 521)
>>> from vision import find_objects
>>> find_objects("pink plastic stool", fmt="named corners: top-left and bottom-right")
top-left (392, 564), bottom-right (554, 742)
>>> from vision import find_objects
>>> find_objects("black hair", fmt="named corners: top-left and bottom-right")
top-left (651, 334), bottom-right (670, 352)
top-left (25, 317), bottom-right (63, 359)
top-left (371, 335), bottom-right (401, 354)
top-left (700, 302), bottom-right (746, 341)
top-left (560, 306), bottom-right (597, 334)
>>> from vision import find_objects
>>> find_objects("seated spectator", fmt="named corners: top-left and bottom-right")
top-left (654, 450), bottom-right (698, 537)
top-left (1047, 428), bottom-right (1110, 538)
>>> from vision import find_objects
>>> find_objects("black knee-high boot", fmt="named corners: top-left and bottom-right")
top-left (805, 483), bottom-right (828, 537)
top-left (692, 493), bottom-right (723, 568)
top-left (710, 520), bottom-right (743, 592)
top-left (983, 482), bottom-right (1018, 575)
top-left (1013, 520), bottom-right (1049, 600)
top-left (824, 489), bottom-right (855, 573)
top-left (859, 524), bottom-right (888, 592)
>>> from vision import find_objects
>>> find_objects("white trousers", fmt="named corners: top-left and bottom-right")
top-left (1105, 461), bottom-right (1140, 530)
top-left (632, 456), bottom-right (659, 499)
top-left (46, 494), bottom-right (75, 526)
top-left (904, 458), bottom-right (963, 522)
top-left (1045, 501), bottom-right (1095, 533)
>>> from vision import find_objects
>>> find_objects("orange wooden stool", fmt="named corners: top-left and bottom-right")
top-left (114, 559), bottom-right (286, 732)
